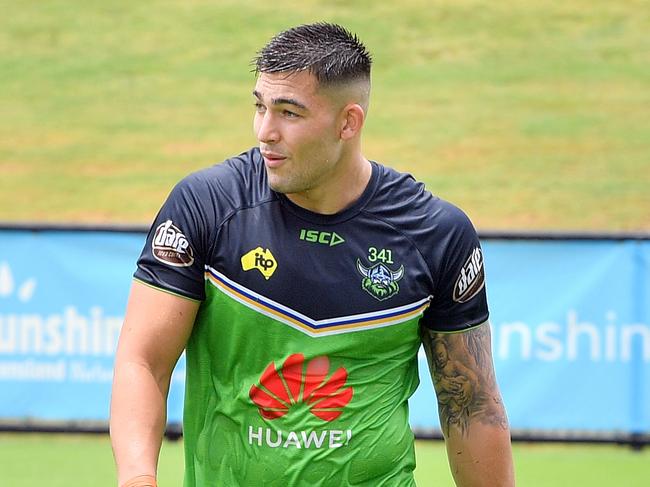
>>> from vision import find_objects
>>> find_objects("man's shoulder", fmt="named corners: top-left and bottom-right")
top-left (183, 147), bottom-right (264, 187)
top-left (370, 162), bottom-right (472, 230)
top-left (174, 147), bottom-right (274, 210)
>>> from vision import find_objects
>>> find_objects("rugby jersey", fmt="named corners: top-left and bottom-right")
top-left (135, 147), bottom-right (488, 486)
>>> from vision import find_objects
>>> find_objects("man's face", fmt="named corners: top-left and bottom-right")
top-left (253, 71), bottom-right (344, 196)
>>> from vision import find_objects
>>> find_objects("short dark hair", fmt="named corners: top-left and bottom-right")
top-left (253, 23), bottom-right (372, 85)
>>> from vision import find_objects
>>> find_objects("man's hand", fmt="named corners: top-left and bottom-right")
top-left (121, 475), bottom-right (157, 487)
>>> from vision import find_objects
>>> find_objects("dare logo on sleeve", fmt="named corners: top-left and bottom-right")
top-left (152, 220), bottom-right (195, 267)
top-left (453, 247), bottom-right (485, 303)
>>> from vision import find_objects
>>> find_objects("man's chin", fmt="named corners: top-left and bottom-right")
top-left (265, 170), bottom-right (307, 195)
top-left (266, 177), bottom-right (291, 194)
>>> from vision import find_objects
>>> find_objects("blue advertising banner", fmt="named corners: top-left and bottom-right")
top-left (409, 239), bottom-right (650, 436)
top-left (1, 229), bottom-right (648, 437)
top-left (0, 230), bottom-right (185, 424)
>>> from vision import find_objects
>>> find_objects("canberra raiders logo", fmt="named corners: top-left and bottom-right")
top-left (356, 259), bottom-right (404, 301)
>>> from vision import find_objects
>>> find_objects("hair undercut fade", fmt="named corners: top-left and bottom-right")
top-left (253, 23), bottom-right (372, 86)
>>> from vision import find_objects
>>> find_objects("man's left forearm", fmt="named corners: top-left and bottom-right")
top-left (422, 322), bottom-right (514, 486)
top-left (444, 409), bottom-right (514, 486)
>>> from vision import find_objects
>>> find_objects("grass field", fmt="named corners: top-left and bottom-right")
top-left (1, 434), bottom-right (648, 486)
top-left (1, 0), bottom-right (649, 229)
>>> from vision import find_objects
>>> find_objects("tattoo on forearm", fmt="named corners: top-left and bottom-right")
top-left (422, 323), bottom-right (509, 438)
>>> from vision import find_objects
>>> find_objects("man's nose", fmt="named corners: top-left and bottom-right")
top-left (256, 112), bottom-right (280, 144)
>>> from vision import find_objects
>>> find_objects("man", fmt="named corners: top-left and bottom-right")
top-left (110, 23), bottom-right (514, 486)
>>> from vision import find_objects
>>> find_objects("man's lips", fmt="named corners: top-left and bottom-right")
top-left (261, 151), bottom-right (287, 168)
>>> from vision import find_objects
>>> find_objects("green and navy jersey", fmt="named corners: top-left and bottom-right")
top-left (134, 147), bottom-right (489, 486)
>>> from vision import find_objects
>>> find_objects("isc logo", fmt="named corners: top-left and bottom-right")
top-left (299, 229), bottom-right (345, 247)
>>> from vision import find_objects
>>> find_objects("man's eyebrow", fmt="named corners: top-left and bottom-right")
top-left (252, 90), bottom-right (308, 111)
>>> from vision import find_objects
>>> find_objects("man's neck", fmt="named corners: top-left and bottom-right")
top-left (285, 155), bottom-right (372, 215)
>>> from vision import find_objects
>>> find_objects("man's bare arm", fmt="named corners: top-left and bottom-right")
top-left (110, 281), bottom-right (199, 486)
top-left (422, 321), bottom-right (515, 486)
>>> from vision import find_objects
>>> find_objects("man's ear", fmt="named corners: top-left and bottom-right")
top-left (340, 103), bottom-right (365, 140)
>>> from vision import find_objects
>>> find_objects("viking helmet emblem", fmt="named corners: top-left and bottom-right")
top-left (356, 259), bottom-right (404, 301)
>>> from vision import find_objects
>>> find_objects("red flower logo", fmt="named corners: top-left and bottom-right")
top-left (249, 354), bottom-right (353, 422)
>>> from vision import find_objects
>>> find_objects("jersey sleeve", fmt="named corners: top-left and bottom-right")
top-left (421, 203), bottom-right (489, 332)
top-left (134, 173), bottom-right (212, 301)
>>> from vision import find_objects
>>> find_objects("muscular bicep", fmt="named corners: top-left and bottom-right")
top-left (115, 280), bottom-right (200, 383)
top-left (421, 321), bottom-right (508, 438)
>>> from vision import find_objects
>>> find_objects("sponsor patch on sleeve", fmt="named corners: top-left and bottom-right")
top-left (152, 219), bottom-right (195, 267)
top-left (452, 247), bottom-right (485, 303)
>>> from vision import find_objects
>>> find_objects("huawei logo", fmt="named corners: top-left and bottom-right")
top-left (249, 354), bottom-right (353, 422)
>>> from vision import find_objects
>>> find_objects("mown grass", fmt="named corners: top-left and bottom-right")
top-left (1, 433), bottom-right (648, 486)
top-left (1, 1), bottom-right (649, 229)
